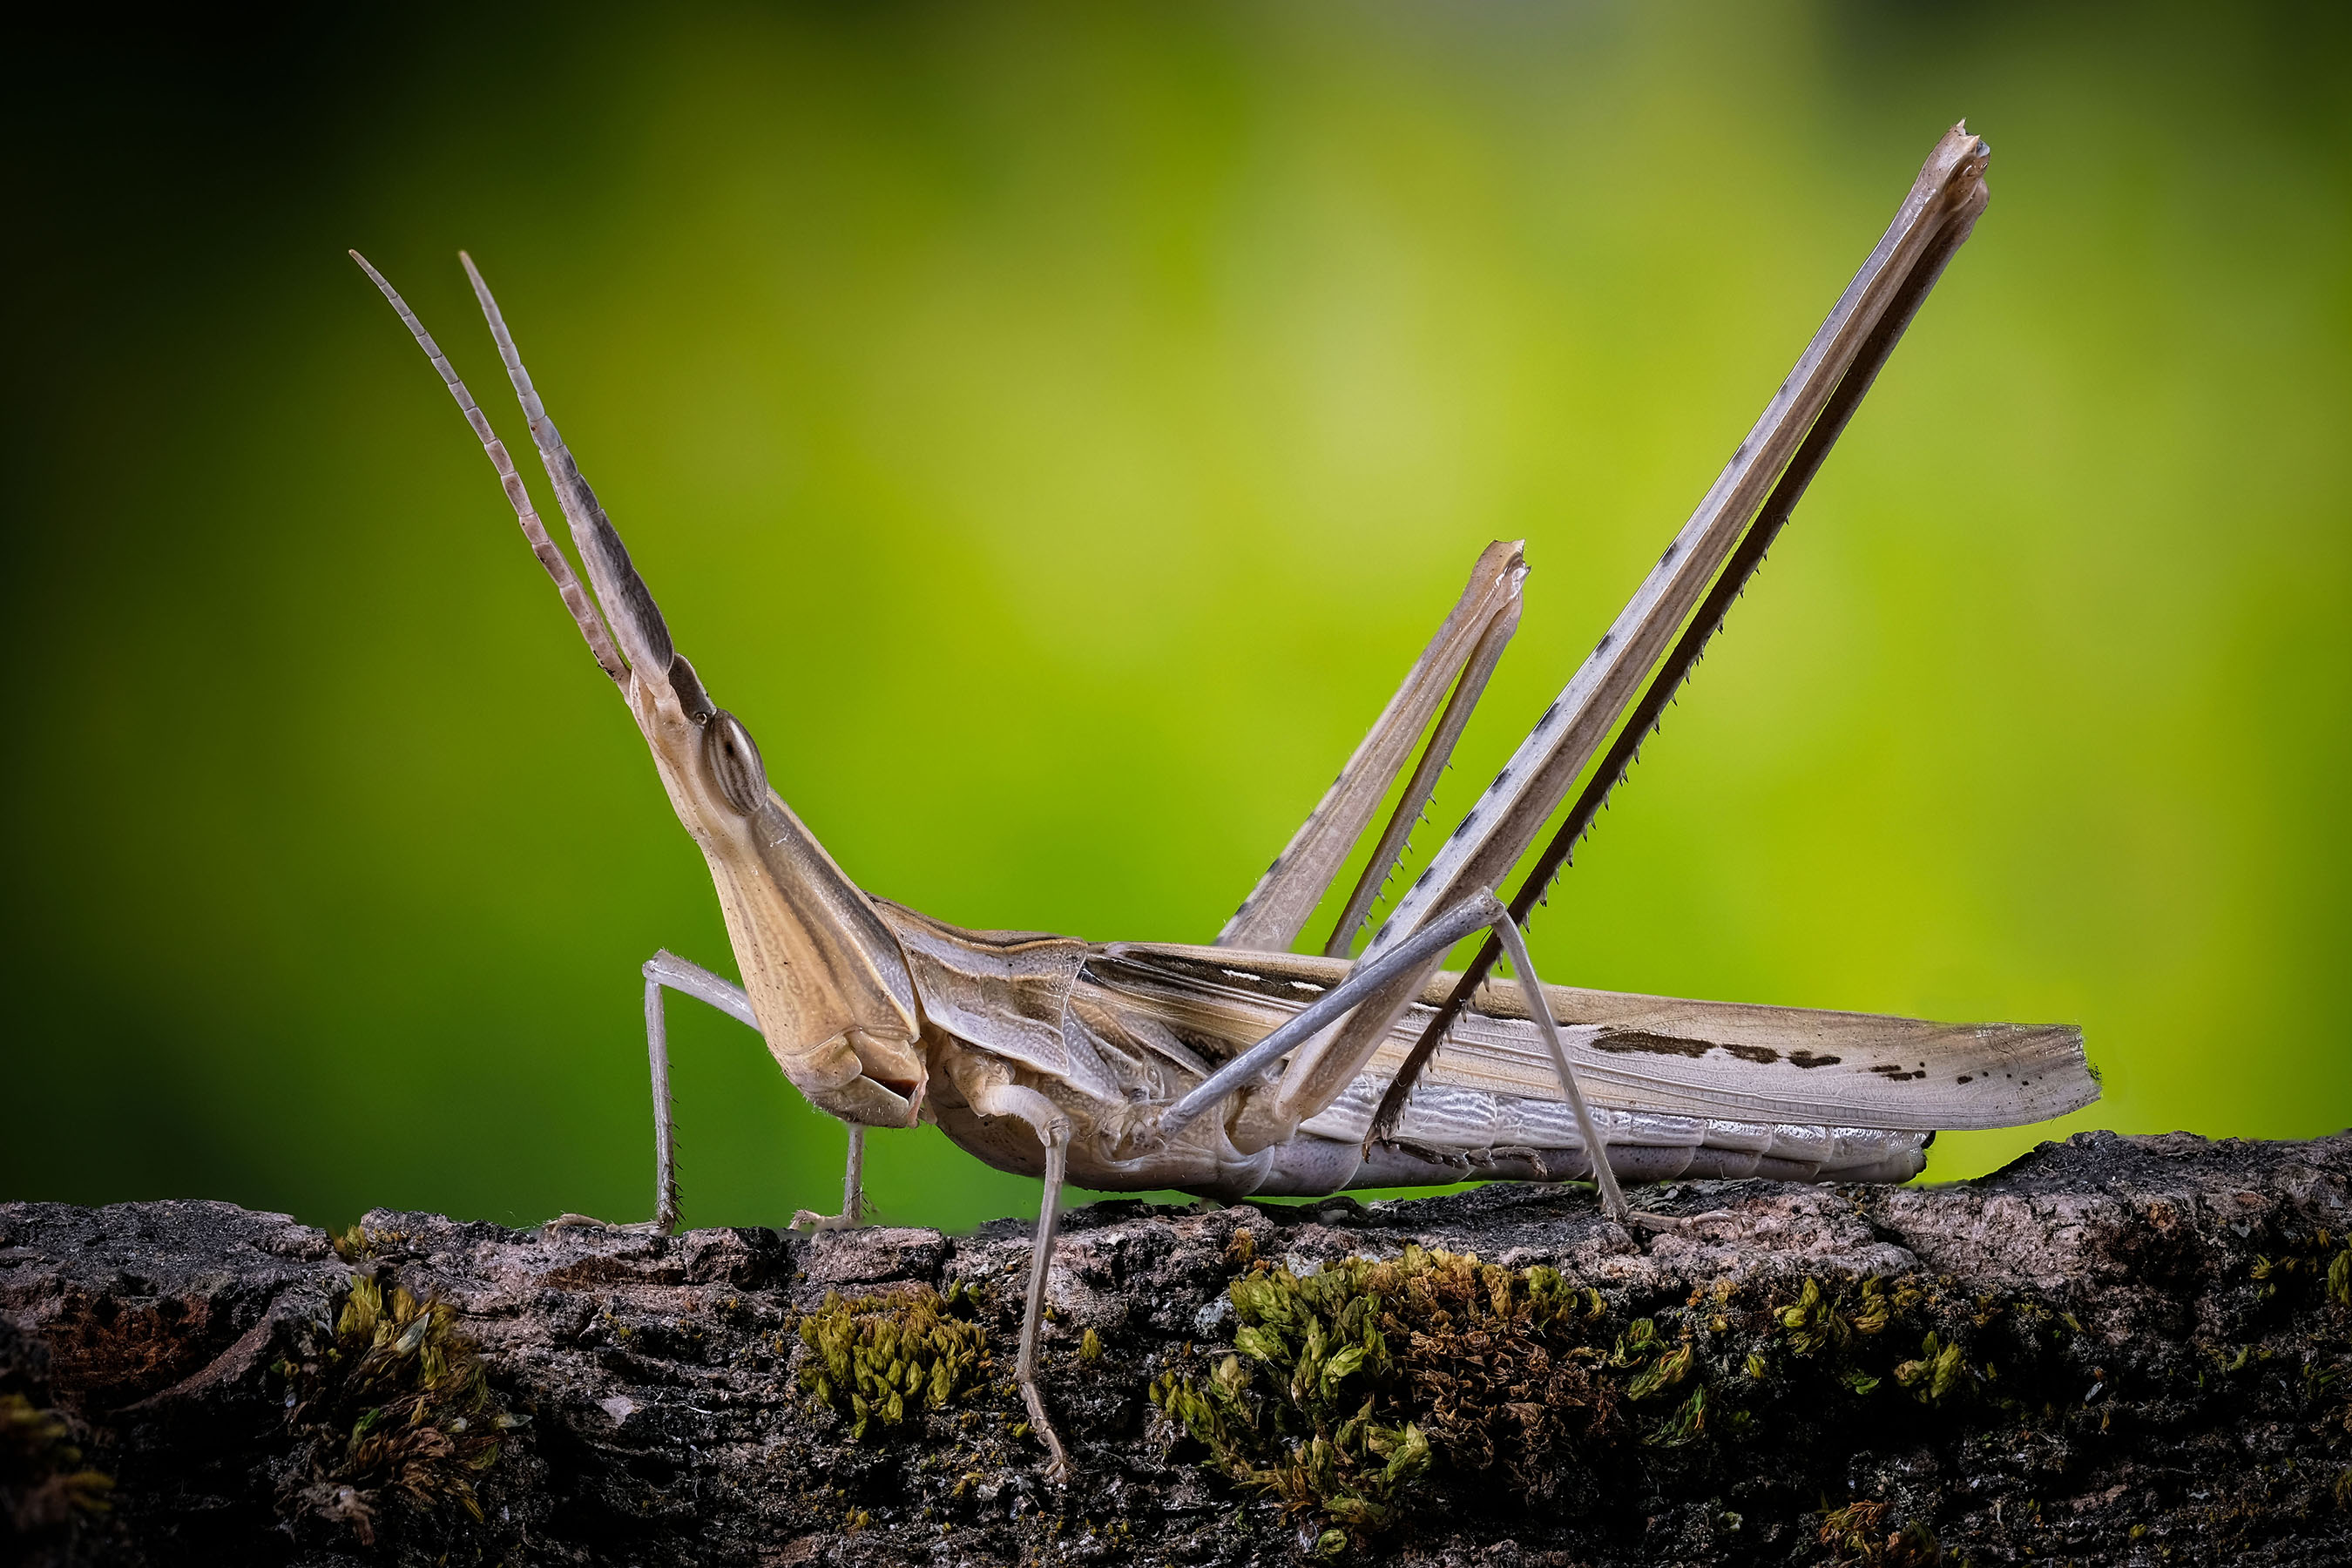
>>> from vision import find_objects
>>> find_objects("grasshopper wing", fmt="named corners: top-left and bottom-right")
top-left (1088, 943), bottom-right (2094, 1133)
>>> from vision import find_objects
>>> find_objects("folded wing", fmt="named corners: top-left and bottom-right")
top-left (1087, 943), bottom-right (2095, 1134)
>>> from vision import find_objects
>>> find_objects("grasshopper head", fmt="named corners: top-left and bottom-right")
top-left (353, 250), bottom-right (928, 1128)
top-left (632, 654), bottom-right (930, 1129)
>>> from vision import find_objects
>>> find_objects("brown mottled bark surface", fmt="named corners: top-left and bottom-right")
top-left (7, 1130), bottom-right (2352, 1566)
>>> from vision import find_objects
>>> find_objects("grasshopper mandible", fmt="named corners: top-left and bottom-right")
top-left (351, 123), bottom-right (2093, 1474)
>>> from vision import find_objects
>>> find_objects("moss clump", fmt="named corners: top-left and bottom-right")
top-left (270, 1273), bottom-right (518, 1549)
top-left (330, 1221), bottom-right (420, 1262)
top-left (1152, 1244), bottom-right (1692, 1537)
top-left (1152, 1243), bottom-right (2116, 1542)
top-left (1142, 1210), bottom-right (2352, 1551)
top-left (1818, 1498), bottom-right (1941, 1566)
top-left (1755, 1269), bottom-right (2095, 1417)
top-left (794, 1280), bottom-right (988, 1439)
top-left (1774, 1274), bottom-right (1897, 1357)
top-left (1, 1391), bottom-right (114, 1531)
top-left (1, 1316), bottom-right (113, 1551)
top-left (2249, 1225), bottom-right (2352, 1309)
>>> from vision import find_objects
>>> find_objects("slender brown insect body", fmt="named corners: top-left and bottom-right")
top-left (352, 123), bottom-right (2092, 1475)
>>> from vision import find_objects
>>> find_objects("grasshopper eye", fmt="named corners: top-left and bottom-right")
top-left (703, 710), bottom-right (769, 816)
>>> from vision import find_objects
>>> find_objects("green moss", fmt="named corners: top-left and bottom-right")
top-left (2245, 1224), bottom-right (2352, 1311)
top-left (269, 1272), bottom-right (520, 1549)
top-left (794, 1280), bottom-right (988, 1439)
top-left (1774, 1274), bottom-right (1906, 1358)
top-left (1149, 1243), bottom-right (2118, 1541)
top-left (1138, 1222), bottom-right (2352, 1549)
top-left (1152, 1244), bottom-right (1682, 1538)
top-left (1891, 1332), bottom-right (1975, 1404)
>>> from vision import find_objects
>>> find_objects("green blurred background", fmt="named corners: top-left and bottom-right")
top-left (5, 3), bottom-right (2348, 1235)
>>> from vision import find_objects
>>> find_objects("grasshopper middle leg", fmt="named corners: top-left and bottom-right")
top-left (961, 1082), bottom-right (1074, 1477)
top-left (1166, 889), bottom-right (1637, 1227)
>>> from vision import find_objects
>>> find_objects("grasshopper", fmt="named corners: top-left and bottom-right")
top-left (351, 123), bottom-right (2093, 1473)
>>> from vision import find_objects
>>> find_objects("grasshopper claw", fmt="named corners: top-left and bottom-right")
top-left (1022, 1384), bottom-right (1072, 1482)
top-left (787, 1127), bottom-right (869, 1233)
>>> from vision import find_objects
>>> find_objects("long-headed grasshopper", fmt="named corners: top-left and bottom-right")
top-left (351, 123), bottom-right (2092, 1473)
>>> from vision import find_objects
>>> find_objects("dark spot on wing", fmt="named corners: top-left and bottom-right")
top-left (1869, 1064), bottom-right (1925, 1082)
top-left (1788, 1050), bottom-right (1842, 1069)
top-left (1593, 1030), bottom-right (1712, 1059)
top-left (1956, 1074), bottom-right (1973, 1085)
top-left (1588, 1033), bottom-right (1798, 1065)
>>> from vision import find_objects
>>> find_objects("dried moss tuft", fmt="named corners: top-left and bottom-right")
top-left (794, 1279), bottom-right (988, 1439)
top-left (269, 1272), bottom-right (519, 1548)
top-left (1818, 1498), bottom-right (1942, 1565)
top-left (331, 1221), bottom-right (418, 1263)
top-left (1, 1390), bottom-right (114, 1530)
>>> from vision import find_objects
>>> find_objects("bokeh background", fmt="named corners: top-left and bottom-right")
top-left (5, 3), bottom-right (2348, 1234)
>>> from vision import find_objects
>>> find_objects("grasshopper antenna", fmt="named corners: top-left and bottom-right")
top-left (349, 250), bottom-right (629, 685)
top-left (457, 251), bottom-right (679, 691)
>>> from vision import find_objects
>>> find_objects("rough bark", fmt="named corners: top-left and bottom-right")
top-left (6, 1130), bottom-right (2352, 1566)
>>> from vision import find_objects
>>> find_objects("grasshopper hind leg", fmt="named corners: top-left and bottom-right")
top-left (1215, 541), bottom-right (1525, 956)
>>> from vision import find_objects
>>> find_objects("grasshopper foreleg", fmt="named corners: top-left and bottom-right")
top-left (641, 951), bottom-right (757, 1232)
top-left (639, 950), bottom-right (872, 1235)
